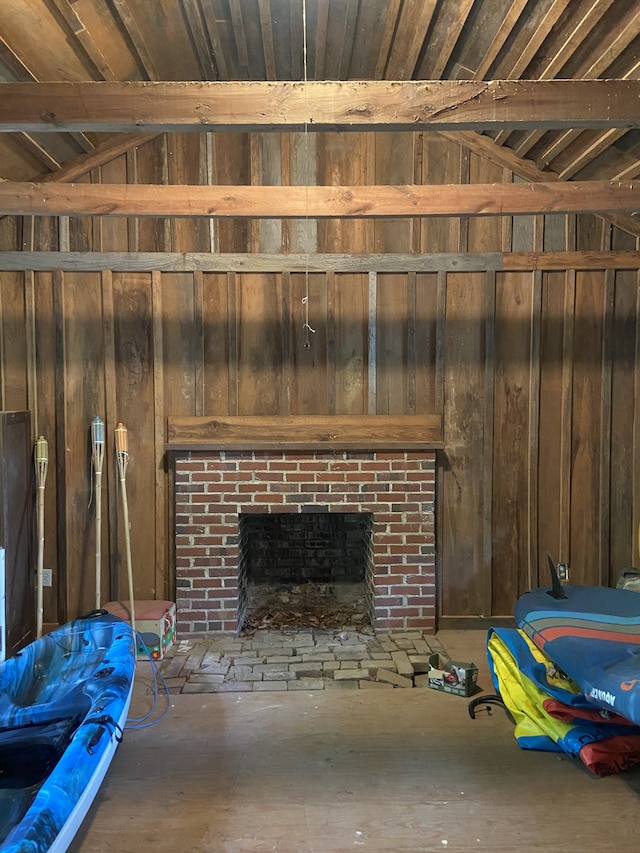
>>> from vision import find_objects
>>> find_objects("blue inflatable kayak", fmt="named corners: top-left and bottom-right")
top-left (0, 611), bottom-right (135, 852)
top-left (515, 559), bottom-right (640, 725)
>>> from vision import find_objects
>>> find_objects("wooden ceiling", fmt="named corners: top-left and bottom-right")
top-left (0, 0), bottom-right (639, 203)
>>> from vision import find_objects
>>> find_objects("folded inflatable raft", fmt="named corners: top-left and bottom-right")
top-left (515, 571), bottom-right (640, 726)
top-left (0, 611), bottom-right (135, 852)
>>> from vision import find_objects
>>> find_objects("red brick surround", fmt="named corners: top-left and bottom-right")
top-left (174, 450), bottom-right (436, 636)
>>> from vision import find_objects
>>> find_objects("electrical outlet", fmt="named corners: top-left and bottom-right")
top-left (42, 569), bottom-right (53, 587)
top-left (557, 563), bottom-right (569, 583)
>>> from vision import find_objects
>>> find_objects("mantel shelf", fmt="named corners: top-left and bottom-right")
top-left (166, 415), bottom-right (443, 452)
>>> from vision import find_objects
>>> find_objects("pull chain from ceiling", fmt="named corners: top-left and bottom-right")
top-left (301, 0), bottom-right (315, 349)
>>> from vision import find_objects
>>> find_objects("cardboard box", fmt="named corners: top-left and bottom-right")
top-left (427, 653), bottom-right (478, 697)
top-left (104, 600), bottom-right (176, 661)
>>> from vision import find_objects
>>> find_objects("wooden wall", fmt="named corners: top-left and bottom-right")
top-left (0, 130), bottom-right (639, 626)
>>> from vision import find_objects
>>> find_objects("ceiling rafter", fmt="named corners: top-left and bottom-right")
top-left (438, 129), bottom-right (640, 238)
top-left (516, 3), bottom-right (640, 163)
top-left (495, 0), bottom-right (615, 148)
top-left (109, 0), bottom-right (158, 80)
top-left (257, 0), bottom-right (276, 80)
top-left (0, 33), bottom-right (95, 179)
top-left (535, 19), bottom-right (640, 174)
top-left (47, 0), bottom-right (117, 80)
top-left (382, 0), bottom-right (438, 81)
top-left (180, 0), bottom-right (219, 80)
top-left (474, 0), bottom-right (529, 80)
top-left (421, 0), bottom-right (475, 79)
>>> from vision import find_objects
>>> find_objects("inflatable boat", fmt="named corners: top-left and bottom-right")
top-left (515, 556), bottom-right (640, 725)
top-left (0, 611), bottom-right (135, 852)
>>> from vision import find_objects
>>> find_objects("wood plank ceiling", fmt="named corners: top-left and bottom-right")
top-left (0, 0), bottom-right (638, 216)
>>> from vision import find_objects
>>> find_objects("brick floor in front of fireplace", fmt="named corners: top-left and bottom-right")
top-left (158, 628), bottom-right (451, 693)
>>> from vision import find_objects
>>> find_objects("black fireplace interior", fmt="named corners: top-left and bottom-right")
top-left (237, 511), bottom-right (374, 632)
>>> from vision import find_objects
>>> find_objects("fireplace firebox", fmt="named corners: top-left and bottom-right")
top-left (237, 511), bottom-right (375, 631)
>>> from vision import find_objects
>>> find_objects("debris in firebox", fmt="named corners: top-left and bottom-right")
top-left (240, 604), bottom-right (368, 636)
top-left (240, 581), bottom-right (370, 636)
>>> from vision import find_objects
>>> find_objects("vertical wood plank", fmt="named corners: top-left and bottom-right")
top-left (35, 271), bottom-right (58, 624)
top-left (25, 270), bottom-right (37, 435)
top-left (483, 270), bottom-right (495, 617)
top-left (375, 273), bottom-right (410, 414)
top-left (373, 132), bottom-right (413, 252)
top-left (441, 272), bottom-right (489, 616)
top-left (193, 270), bottom-right (205, 417)
top-left (527, 269), bottom-right (542, 589)
top-left (0, 272), bottom-right (28, 410)
top-left (59, 271), bottom-right (106, 616)
top-left (236, 273), bottom-right (284, 415)
top-left (52, 270), bottom-right (68, 625)
top-left (609, 227), bottom-right (638, 575)
top-left (569, 270), bottom-right (606, 584)
top-left (599, 267), bottom-right (614, 584)
top-left (152, 270), bottom-right (168, 598)
top-left (167, 133), bottom-right (211, 252)
top-left (326, 270), bottom-right (336, 414)
top-left (99, 155), bottom-right (130, 251)
top-left (288, 272), bottom-right (329, 414)
top-left (420, 134), bottom-right (461, 252)
top-left (111, 272), bottom-right (157, 599)
top-left (317, 132), bottom-right (370, 252)
top-left (227, 272), bottom-right (238, 415)
top-left (101, 270), bottom-right (118, 604)
top-left (333, 273), bottom-right (368, 414)
top-left (214, 134), bottom-right (250, 252)
top-left (368, 271), bottom-right (377, 413)
top-left (289, 131), bottom-right (317, 253)
top-left (201, 272), bottom-right (231, 415)
top-left (491, 271), bottom-right (533, 613)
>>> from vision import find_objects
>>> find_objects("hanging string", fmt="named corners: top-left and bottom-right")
top-left (301, 0), bottom-right (315, 349)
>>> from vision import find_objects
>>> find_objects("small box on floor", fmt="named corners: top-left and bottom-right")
top-left (426, 653), bottom-right (478, 697)
top-left (104, 600), bottom-right (176, 661)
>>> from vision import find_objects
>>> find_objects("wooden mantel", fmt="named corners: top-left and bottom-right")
top-left (166, 415), bottom-right (444, 451)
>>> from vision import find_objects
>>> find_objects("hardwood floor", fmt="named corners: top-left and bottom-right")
top-left (69, 630), bottom-right (640, 852)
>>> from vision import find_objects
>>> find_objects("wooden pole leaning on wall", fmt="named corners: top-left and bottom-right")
top-left (115, 422), bottom-right (136, 636)
top-left (35, 436), bottom-right (48, 638)
top-left (91, 417), bottom-right (105, 610)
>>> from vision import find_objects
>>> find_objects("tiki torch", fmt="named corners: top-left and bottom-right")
top-left (91, 417), bottom-right (105, 610)
top-left (115, 422), bottom-right (136, 634)
top-left (35, 436), bottom-right (48, 638)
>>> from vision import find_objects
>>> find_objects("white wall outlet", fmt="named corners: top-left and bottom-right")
top-left (557, 563), bottom-right (569, 583)
top-left (42, 569), bottom-right (53, 587)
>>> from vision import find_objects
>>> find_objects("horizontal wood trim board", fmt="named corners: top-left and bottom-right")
top-left (2, 181), bottom-right (639, 217)
top-left (166, 414), bottom-right (444, 450)
top-left (0, 80), bottom-right (637, 132)
top-left (2, 251), bottom-right (640, 273)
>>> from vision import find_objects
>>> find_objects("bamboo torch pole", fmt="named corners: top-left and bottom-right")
top-left (115, 422), bottom-right (135, 635)
top-left (91, 417), bottom-right (105, 611)
top-left (35, 436), bottom-right (48, 638)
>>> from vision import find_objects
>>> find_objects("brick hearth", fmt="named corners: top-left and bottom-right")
top-left (174, 450), bottom-right (436, 636)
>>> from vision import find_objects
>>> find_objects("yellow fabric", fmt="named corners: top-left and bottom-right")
top-left (487, 629), bottom-right (579, 747)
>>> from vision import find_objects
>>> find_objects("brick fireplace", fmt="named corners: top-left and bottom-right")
top-left (173, 447), bottom-right (437, 636)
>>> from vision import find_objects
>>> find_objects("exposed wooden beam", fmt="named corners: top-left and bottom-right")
top-left (0, 80), bottom-right (638, 133)
top-left (2, 250), bottom-right (639, 273)
top-left (1, 180), bottom-right (639, 218)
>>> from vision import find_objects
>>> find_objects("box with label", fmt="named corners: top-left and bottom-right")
top-left (104, 600), bottom-right (176, 661)
top-left (427, 653), bottom-right (478, 697)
